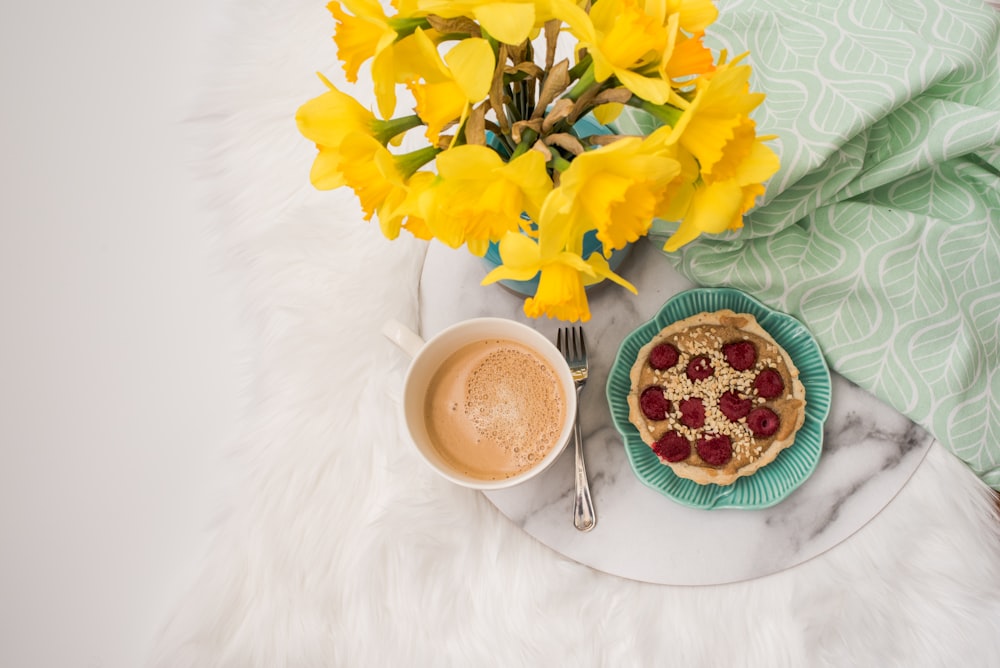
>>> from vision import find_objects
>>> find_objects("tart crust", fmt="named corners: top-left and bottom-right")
top-left (626, 309), bottom-right (807, 486)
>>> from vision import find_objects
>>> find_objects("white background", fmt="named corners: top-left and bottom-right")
top-left (0, 2), bottom-right (245, 666)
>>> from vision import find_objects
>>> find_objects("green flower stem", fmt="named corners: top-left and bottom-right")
top-left (631, 98), bottom-right (684, 127)
top-left (494, 132), bottom-right (517, 157)
top-left (566, 61), bottom-right (597, 101)
top-left (396, 145), bottom-right (440, 179)
top-left (550, 154), bottom-right (572, 172)
top-left (485, 33), bottom-right (500, 56)
top-left (388, 17), bottom-right (431, 39)
top-left (509, 129), bottom-right (539, 160)
top-left (567, 53), bottom-right (593, 84)
top-left (373, 115), bottom-right (424, 145)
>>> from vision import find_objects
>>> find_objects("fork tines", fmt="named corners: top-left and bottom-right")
top-left (558, 326), bottom-right (586, 365)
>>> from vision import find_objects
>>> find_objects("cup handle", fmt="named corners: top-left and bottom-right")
top-left (381, 318), bottom-right (426, 358)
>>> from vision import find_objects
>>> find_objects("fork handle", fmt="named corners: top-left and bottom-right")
top-left (572, 390), bottom-right (596, 532)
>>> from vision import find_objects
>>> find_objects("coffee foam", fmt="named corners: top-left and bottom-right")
top-left (424, 339), bottom-right (567, 480)
top-left (464, 347), bottom-right (563, 468)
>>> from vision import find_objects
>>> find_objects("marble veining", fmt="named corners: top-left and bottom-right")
top-left (418, 239), bottom-right (933, 585)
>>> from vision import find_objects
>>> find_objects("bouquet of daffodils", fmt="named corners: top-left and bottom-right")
top-left (296, 0), bottom-right (779, 322)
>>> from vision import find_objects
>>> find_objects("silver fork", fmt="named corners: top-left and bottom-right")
top-left (558, 327), bottom-right (596, 532)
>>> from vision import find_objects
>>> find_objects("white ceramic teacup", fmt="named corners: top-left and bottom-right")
top-left (382, 317), bottom-right (577, 490)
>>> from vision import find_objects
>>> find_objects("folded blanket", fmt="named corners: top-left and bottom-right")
top-left (649, 0), bottom-right (1000, 489)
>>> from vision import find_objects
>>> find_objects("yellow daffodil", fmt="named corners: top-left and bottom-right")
top-left (328, 0), bottom-right (399, 116)
top-left (528, 261), bottom-right (594, 322)
top-left (338, 133), bottom-right (397, 221)
top-left (327, 0), bottom-right (396, 82)
top-left (295, 76), bottom-right (374, 147)
top-left (423, 146), bottom-right (552, 255)
top-left (404, 29), bottom-right (494, 143)
top-left (661, 30), bottom-right (716, 83)
top-left (336, 133), bottom-right (439, 238)
top-left (661, 135), bottom-right (779, 251)
top-left (378, 171), bottom-right (437, 240)
top-left (327, 1), bottom-right (444, 118)
top-left (482, 229), bottom-right (636, 322)
top-left (555, 0), bottom-right (673, 104)
top-left (296, 74), bottom-right (424, 189)
top-left (649, 53), bottom-right (778, 251)
top-left (660, 180), bottom-right (740, 251)
top-left (543, 135), bottom-right (682, 256)
top-left (702, 115), bottom-right (764, 183)
top-left (296, 76), bottom-right (381, 189)
top-left (650, 9), bottom-right (715, 85)
top-left (668, 55), bottom-right (766, 178)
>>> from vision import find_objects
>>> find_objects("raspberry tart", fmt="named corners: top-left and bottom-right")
top-left (626, 309), bottom-right (807, 486)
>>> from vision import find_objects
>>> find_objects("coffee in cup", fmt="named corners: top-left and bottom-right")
top-left (382, 317), bottom-right (577, 490)
top-left (424, 337), bottom-right (567, 480)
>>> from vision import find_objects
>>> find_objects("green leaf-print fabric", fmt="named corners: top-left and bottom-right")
top-left (647, 0), bottom-right (1000, 489)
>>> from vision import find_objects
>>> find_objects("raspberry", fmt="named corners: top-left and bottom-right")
top-left (719, 390), bottom-right (752, 421)
top-left (649, 343), bottom-right (680, 370)
top-left (722, 340), bottom-right (757, 371)
top-left (639, 386), bottom-right (671, 420)
top-left (686, 355), bottom-right (714, 380)
top-left (754, 369), bottom-right (784, 398)
top-left (679, 397), bottom-right (706, 429)
top-left (697, 434), bottom-right (732, 466)
top-left (652, 431), bottom-right (691, 463)
top-left (747, 407), bottom-right (780, 437)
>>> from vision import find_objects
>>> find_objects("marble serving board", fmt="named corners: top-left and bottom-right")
top-left (418, 239), bottom-right (933, 585)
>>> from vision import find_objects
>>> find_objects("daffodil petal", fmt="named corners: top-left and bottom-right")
top-left (661, 221), bottom-right (701, 252)
top-left (496, 230), bottom-right (542, 269)
top-left (500, 150), bottom-right (552, 217)
top-left (524, 263), bottom-right (591, 322)
top-left (662, 180), bottom-right (743, 251)
top-left (463, 238), bottom-right (486, 256)
top-left (295, 86), bottom-right (373, 145)
top-left (436, 144), bottom-right (502, 177)
top-left (309, 147), bottom-right (347, 190)
top-left (328, 1), bottom-right (385, 82)
top-left (590, 51), bottom-right (616, 83)
top-left (444, 38), bottom-right (494, 102)
top-left (614, 68), bottom-right (671, 105)
top-left (338, 0), bottom-right (386, 19)
top-left (411, 81), bottom-right (467, 142)
top-left (556, 251), bottom-right (598, 276)
top-left (550, 0), bottom-right (595, 41)
top-left (473, 3), bottom-right (536, 44)
top-left (411, 28), bottom-right (452, 82)
top-left (676, 0), bottom-right (720, 33)
top-left (738, 139), bottom-right (781, 185)
top-left (693, 180), bottom-right (745, 234)
top-left (584, 254), bottom-right (637, 293)
top-left (481, 264), bottom-right (539, 285)
top-left (536, 194), bottom-right (575, 259)
top-left (592, 102), bottom-right (623, 126)
top-left (371, 49), bottom-right (398, 119)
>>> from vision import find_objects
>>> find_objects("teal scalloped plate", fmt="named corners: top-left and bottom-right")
top-left (606, 288), bottom-right (832, 510)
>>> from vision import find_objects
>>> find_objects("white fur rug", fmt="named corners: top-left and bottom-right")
top-left (151, 1), bottom-right (1000, 665)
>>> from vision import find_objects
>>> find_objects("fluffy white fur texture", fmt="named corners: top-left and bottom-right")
top-left (152, 1), bottom-right (1000, 665)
